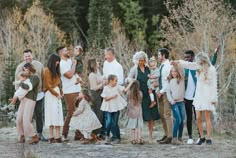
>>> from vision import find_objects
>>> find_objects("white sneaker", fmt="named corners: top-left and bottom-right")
top-left (187, 138), bottom-right (194, 144)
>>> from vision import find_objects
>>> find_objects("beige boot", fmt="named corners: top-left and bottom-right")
top-left (172, 138), bottom-right (182, 145)
top-left (29, 135), bottom-right (39, 144)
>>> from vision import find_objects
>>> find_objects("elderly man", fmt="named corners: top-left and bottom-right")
top-left (102, 48), bottom-right (124, 144)
top-left (15, 49), bottom-right (47, 141)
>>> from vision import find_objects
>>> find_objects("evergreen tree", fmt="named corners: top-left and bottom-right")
top-left (119, 0), bottom-right (147, 49)
top-left (88, 0), bottom-right (112, 48)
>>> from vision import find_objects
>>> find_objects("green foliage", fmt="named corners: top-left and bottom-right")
top-left (2, 50), bottom-right (17, 103)
top-left (119, 0), bottom-right (147, 48)
top-left (88, 0), bottom-right (112, 48)
top-left (147, 15), bottom-right (163, 54)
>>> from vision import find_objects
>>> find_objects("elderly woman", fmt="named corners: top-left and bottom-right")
top-left (126, 51), bottom-right (160, 143)
top-left (16, 62), bottom-right (40, 144)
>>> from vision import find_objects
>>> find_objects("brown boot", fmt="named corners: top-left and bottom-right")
top-left (29, 135), bottom-right (39, 144)
top-left (172, 138), bottom-right (182, 145)
top-left (49, 138), bottom-right (55, 144)
top-left (55, 137), bottom-right (62, 143)
top-left (159, 137), bottom-right (172, 144)
top-left (17, 135), bottom-right (25, 143)
top-left (74, 130), bottom-right (84, 141)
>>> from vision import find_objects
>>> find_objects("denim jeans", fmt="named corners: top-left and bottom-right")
top-left (104, 111), bottom-right (120, 140)
top-left (171, 102), bottom-right (185, 138)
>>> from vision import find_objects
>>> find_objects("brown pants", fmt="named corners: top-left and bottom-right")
top-left (17, 98), bottom-right (36, 137)
top-left (62, 92), bottom-right (79, 136)
top-left (158, 93), bottom-right (173, 137)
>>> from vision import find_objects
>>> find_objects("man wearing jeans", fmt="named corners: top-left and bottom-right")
top-left (15, 49), bottom-right (47, 141)
top-left (103, 48), bottom-right (124, 144)
top-left (57, 46), bottom-right (82, 141)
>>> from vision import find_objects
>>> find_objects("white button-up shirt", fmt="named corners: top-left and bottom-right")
top-left (159, 59), bottom-right (172, 94)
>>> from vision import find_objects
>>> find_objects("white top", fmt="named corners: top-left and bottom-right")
top-left (100, 85), bottom-right (127, 112)
top-left (166, 78), bottom-right (185, 103)
top-left (103, 59), bottom-right (124, 85)
top-left (179, 60), bottom-right (217, 111)
top-left (88, 72), bottom-right (103, 91)
top-left (14, 79), bottom-right (32, 100)
top-left (184, 70), bottom-right (196, 100)
top-left (159, 59), bottom-right (172, 94)
top-left (60, 59), bottom-right (81, 94)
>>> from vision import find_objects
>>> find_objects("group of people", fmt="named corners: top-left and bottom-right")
top-left (9, 45), bottom-right (218, 146)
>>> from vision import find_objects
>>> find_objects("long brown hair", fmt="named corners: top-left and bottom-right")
top-left (82, 89), bottom-right (92, 102)
top-left (23, 63), bottom-right (36, 74)
top-left (127, 80), bottom-right (142, 106)
top-left (87, 58), bottom-right (97, 74)
top-left (167, 66), bottom-right (184, 84)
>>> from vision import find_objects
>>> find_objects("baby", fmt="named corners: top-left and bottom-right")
top-left (147, 57), bottom-right (160, 108)
top-left (9, 72), bottom-right (32, 104)
top-left (74, 45), bottom-right (84, 85)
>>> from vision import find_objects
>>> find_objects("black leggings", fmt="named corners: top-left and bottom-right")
top-left (184, 99), bottom-right (196, 138)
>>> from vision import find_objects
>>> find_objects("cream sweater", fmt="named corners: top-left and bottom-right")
top-left (166, 78), bottom-right (185, 104)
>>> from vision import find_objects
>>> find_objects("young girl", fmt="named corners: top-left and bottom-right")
top-left (166, 66), bottom-right (185, 145)
top-left (126, 80), bottom-right (144, 145)
top-left (172, 52), bottom-right (217, 145)
top-left (100, 74), bottom-right (132, 144)
top-left (9, 72), bottom-right (32, 104)
top-left (70, 89), bottom-right (102, 144)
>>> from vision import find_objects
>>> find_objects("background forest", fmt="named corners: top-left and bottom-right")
top-left (0, 0), bottom-right (235, 132)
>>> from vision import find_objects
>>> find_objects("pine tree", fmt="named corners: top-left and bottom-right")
top-left (88, 0), bottom-right (112, 48)
top-left (119, 0), bottom-right (147, 49)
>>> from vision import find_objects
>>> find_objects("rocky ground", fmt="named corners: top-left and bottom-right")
top-left (0, 124), bottom-right (235, 158)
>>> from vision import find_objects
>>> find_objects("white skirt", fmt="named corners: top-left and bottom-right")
top-left (44, 87), bottom-right (64, 127)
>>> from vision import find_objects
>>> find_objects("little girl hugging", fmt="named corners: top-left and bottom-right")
top-left (70, 89), bottom-right (102, 144)
top-left (9, 72), bottom-right (32, 104)
top-left (166, 66), bottom-right (185, 145)
top-left (126, 80), bottom-right (144, 145)
top-left (100, 74), bottom-right (133, 144)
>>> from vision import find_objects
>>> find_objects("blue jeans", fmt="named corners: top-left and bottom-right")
top-left (104, 111), bottom-right (120, 140)
top-left (171, 102), bottom-right (185, 138)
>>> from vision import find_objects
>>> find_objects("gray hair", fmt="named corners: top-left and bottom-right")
top-left (132, 51), bottom-right (148, 65)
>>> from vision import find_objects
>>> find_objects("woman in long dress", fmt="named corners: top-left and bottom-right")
top-left (127, 51), bottom-right (160, 143)
top-left (44, 54), bottom-right (64, 143)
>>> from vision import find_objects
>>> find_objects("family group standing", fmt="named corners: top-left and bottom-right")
top-left (10, 45), bottom-right (218, 146)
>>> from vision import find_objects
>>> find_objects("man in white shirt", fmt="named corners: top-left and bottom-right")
top-left (156, 48), bottom-right (173, 144)
top-left (57, 46), bottom-right (81, 141)
top-left (102, 48), bottom-right (124, 144)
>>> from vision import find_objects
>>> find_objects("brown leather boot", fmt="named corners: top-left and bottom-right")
top-left (17, 135), bottom-right (25, 143)
top-left (55, 137), bottom-right (62, 143)
top-left (49, 138), bottom-right (55, 144)
top-left (74, 130), bottom-right (84, 141)
top-left (29, 135), bottom-right (39, 144)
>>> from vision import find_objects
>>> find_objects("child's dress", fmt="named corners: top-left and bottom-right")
top-left (70, 99), bottom-right (102, 137)
top-left (100, 85), bottom-right (127, 112)
top-left (126, 91), bottom-right (143, 128)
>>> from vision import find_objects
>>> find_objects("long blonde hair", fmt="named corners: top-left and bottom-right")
top-left (195, 52), bottom-right (211, 80)
top-left (167, 66), bottom-right (184, 84)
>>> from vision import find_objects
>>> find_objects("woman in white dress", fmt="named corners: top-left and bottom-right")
top-left (70, 89), bottom-right (102, 144)
top-left (172, 52), bottom-right (217, 145)
top-left (44, 54), bottom-right (64, 143)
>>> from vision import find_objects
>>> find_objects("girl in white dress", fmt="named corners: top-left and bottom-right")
top-left (101, 74), bottom-right (133, 144)
top-left (70, 89), bottom-right (102, 144)
top-left (172, 52), bottom-right (217, 145)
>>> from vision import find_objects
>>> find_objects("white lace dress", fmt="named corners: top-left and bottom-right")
top-left (70, 99), bottom-right (102, 133)
top-left (100, 85), bottom-right (127, 112)
top-left (179, 60), bottom-right (217, 111)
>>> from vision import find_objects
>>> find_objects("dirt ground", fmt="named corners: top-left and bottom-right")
top-left (0, 124), bottom-right (235, 158)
